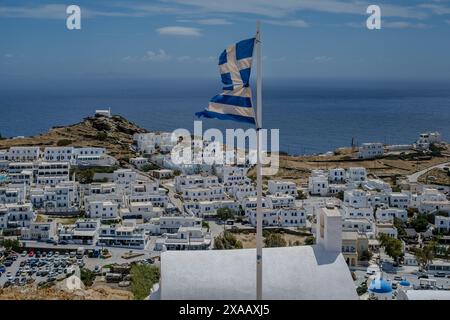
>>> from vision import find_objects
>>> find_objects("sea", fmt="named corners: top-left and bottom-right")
top-left (0, 78), bottom-right (449, 156)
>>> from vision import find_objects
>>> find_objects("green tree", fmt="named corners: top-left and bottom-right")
top-left (0, 238), bottom-right (20, 252)
top-left (415, 242), bottom-right (436, 269)
top-left (394, 218), bottom-right (407, 238)
top-left (379, 234), bottom-right (403, 263)
top-left (264, 232), bottom-right (287, 248)
top-left (410, 214), bottom-right (429, 232)
top-left (216, 207), bottom-right (236, 232)
top-left (214, 231), bottom-right (243, 250)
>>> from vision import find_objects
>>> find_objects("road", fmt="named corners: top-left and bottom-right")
top-left (161, 181), bottom-right (184, 213)
top-left (407, 161), bottom-right (450, 183)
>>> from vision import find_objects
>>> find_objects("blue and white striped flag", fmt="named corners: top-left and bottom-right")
top-left (196, 38), bottom-right (256, 124)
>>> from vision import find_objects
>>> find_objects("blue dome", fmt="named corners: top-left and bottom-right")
top-left (399, 280), bottom-right (411, 287)
top-left (369, 278), bottom-right (392, 294)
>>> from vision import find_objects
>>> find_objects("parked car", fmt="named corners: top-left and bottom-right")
top-left (28, 251), bottom-right (35, 257)
top-left (58, 240), bottom-right (68, 245)
top-left (4, 260), bottom-right (13, 267)
top-left (0, 265), bottom-right (6, 273)
top-left (394, 276), bottom-right (403, 281)
top-left (21, 251), bottom-right (27, 257)
top-left (418, 273), bottom-right (429, 279)
top-left (435, 272), bottom-right (446, 278)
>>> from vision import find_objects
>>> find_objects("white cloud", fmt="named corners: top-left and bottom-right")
top-left (156, 26), bottom-right (202, 37)
top-left (142, 49), bottom-right (172, 62)
top-left (195, 18), bottom-right (232, 25)
top-left (4, 53), bottom-right (13, 59)
top-left (166, 0), bottom-right (428, 19)
top-left (264, 19), bottom-right (308, 28)
top-left (0, 4), bottom-right (66, 19)
top-left (314, 56), bottom-right (333, 63)
top-left (419, 3), bottom-right (450, 15)
top-left (383, 21), bottom-right (430, 29)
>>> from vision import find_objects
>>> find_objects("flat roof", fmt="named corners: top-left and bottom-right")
top-left (160, 245), bottom-right (357, 300)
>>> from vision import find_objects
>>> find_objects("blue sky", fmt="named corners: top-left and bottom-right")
top-left (1, 0), bottom-right (450, 84)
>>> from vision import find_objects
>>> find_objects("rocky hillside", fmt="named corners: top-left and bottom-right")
top-left (0, 115), bottom-right (147, 162)
top-left (0, 284), bottom-right (133, 300)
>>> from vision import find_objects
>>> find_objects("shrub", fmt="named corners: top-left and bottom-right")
top-left (214, 231), bottom-right (243, 250)
top-left (80, 268), bottom-right (96, 287)
top-left (56, 139), bottom-right (72, 146)
top-left (96, 132), bottom-right (108, 141)
top-left (264, 233), bottom-right (287, 248)
top-left (131, 264), bottom-right (160, 300)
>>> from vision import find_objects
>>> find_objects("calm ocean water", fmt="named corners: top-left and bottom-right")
top-left (0, 79), bottom-right (449, 155)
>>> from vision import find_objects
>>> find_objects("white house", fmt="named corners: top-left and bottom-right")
top-left (8, 162), bottom-right (34, 174)
top-left (30, 181), bottom-right (79, 213)
top-left (344, 190), bottom-right (369, 208)
top-left (113, 169), bottom-right (137, 185)
top-left (278, 207), bottom-right (307, 227)
top-left (8, 146), bottom-right (40, 161)
top-left (121, 201), bottom-right (154, 221)
top-left (342, 205), bottom-right (374, 221)
top-left (98, 220), bottom-right (148, 249)
top-left (376, 207), bottom-right (408, 222)
top-left (8, 170), bottom-right (33, 185)
top-left (342, 218), bottom-right (374, 234)
top-left (375, 223), bottom-right (398, 239)
top-left (347, 167), bottom-right (367, 182)
top-left (268, 180), bottom-right (296, 196)
top-left (3, 203), bottom-right (35, 228)
top-left (86, 200), bottom-right (119, 219)
top-left (21, 220), bottom-right (57, 241)
top-left (388, 192), bottom-right (410, 209)
top-left (155, 226), bottom-right (211, 251)
top-left (358, 143), bottom-right (384, 159)
top-left (58, 219), bottom-right (99, 245)
top-left (267, 194), bottom-right (295, 209)
top-left (435, 216), bottom-right (450, 233)
top-left (181, 185), bottom-right (225, 202)
top-left (185, 200), bottom-right (239, 218)
top-left (0, 186), bottom-right (26, 204)
top-left (44, 147), bottom-right (75, 162)
top-left (36, 161), bottom-right (70, 186)
top-left (329, 168), bottom-right (346, 183)
top-left (130, 157), bottom-right (149, 170)
top-left (308, 170), bottom-right (329, 196)
top-left (174, 174), bottom-right (220, 192)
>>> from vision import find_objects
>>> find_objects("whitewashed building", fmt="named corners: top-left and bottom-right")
top-left (376, 207), bottom-right (407, 222)
top-left (435, 216), bottom-right (450, 233)
top-left (308, 170), bottom-right (329, 196)
top-left (268, 180), bottom-right (296, 196)
top-left (98, 220), bottom-right (148, 249)
top-left (347, 167), bottom-right (367, 182)
top-left (8, 146), bottom-right (40, 161)
top-left (21, 220), bottom-right (57, 241)
top-left (358, 143), bottom-right (384, 159)
top-left (155, 226), bottom-right (211, 251)
top-left (86, 200), bottom-right (119, 219)
top-left (36, 161), bottom-right (70, 186)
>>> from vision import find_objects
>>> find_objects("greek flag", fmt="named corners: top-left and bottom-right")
top-left (196, 38), bottom-right (256, 124)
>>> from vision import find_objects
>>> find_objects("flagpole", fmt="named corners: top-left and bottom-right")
top-left (255, 21), bottom-right (263, 301)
